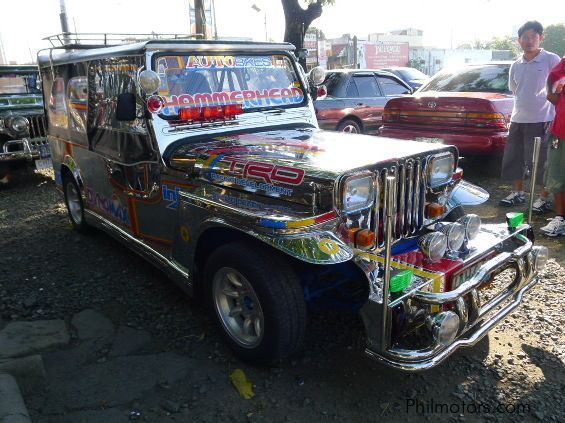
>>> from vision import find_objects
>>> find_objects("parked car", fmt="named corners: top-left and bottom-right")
top-left (379, 66), bottom-right (429, 90)
top-left (0, 65), bottom-right (50, 183)
top-left (314, 69), bottom-right (412, 134)
top-left (379, 62), bottom-right (513, 157)
top-left (38, 37), bottom-right (546, 370)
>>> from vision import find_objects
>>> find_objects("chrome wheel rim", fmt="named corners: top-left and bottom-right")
top-left (213, 267), bottom-right (264, 348)
top-left (66, 182), bottom-right (83, 225)
top-left (341, 124), bottom-right (358, 133)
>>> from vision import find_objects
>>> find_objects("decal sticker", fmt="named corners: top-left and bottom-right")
top-left (185, 56), bottom-right (273, 68)
top-left (319, 238), bottom-right (340, 255)
top-left (162, 184), bottom-right (181, 210)
top-left (86, 188), bottom-right (130, 226)
top-left (180, 225), bottom-right (190, 242)
top-left (162, 88), bottom-right (304, 115)
top-left (206, 156), bottom-right (305, 197)
top-left (210, 192), bottom-right (295, 214)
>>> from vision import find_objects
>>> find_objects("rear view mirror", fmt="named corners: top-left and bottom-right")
top-left (116, 93), bottom-right (136, 121)
top-left (295, 48), bottom-right (309, 60)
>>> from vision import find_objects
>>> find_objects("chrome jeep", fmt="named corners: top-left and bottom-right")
top-left (38, 34), bottom-right (546, 369)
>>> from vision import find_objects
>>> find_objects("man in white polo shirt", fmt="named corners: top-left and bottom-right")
top-left (499, 20), bottom-right (560, 209)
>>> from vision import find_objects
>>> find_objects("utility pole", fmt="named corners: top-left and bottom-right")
top-left (353, 35), bottom-right (358, 69)
top-left (59, 0), bottom-right (71, 45)
top-left (194, 0), bottom-right (207, 39)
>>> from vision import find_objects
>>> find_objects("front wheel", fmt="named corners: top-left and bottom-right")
top-left (337, 119), bottom-right (361, 134)
top-left (204, 241), bottom-right (306, 364)
top-left (63, 175), bottom-right (88, 232)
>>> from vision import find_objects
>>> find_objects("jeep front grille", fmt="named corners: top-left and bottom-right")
top-left (371, 158), bottom-right (427, 248)
top-left (27, 115), bottom-right (46, 139)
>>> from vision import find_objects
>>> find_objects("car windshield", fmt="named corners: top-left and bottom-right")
top-left (0, 72), bottom-right (41, 95)
top-left (397, 68), bottom-right (428, 80)
top-left (156, 54), bottom-right (306, 116)
top-left (419, 64), bottom-right (510, 93)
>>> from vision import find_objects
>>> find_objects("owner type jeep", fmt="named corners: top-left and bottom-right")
top-left (0, 65), bottom-right (50, 183)
top-left (38, 34), bottom-right (547, 370)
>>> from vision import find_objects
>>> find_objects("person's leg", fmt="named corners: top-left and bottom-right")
top-left (540, 136), bottom-right (565, 236)
top-left (500, 123), bottom-right (526, 206)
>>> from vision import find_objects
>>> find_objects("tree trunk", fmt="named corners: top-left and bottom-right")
top-left (282, 0), bottom-right (324, 68)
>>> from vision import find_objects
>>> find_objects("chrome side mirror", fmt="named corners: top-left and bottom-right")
top-left (138, 70), bottom-right (161, 95)
top-left (308, 66), bottom-right (326, 86)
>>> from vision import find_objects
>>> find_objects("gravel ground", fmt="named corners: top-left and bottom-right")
top-left (0, 165), bottom-right (563, 423)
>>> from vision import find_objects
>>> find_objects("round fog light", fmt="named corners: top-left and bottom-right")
top-left (418, 232), bottom-right (447, 261)
top-left (438, 222), bottom-right (465, 251)
top-left (458, 214), bottom-right (481, 240)
top-left (532, 246), bottom-right (549, 271)
top-left (429, 311), bottom-right (460, 346)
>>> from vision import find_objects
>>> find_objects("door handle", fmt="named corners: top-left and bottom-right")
top-left (356, 102), bottom-right (365, 106)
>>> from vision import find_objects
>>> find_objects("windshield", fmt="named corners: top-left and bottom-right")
top-left (156, 54), bottom-right (306, 116)
top-left (398, 68), bottom-right (428, 80)
top-left (0, 72), bottom-right (41, 95)
top-left (419, 64), bottom-right (510, 93)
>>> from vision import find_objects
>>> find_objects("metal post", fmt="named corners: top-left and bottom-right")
top-left (59, 0), bottom-right (71, 45)
top-left (527, 136), bottom-right (542, 224)
top-left (381, 174), bottom-right (397, 350)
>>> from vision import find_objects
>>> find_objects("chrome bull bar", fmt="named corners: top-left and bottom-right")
top-left (365, 229), bottom-right (542, 371)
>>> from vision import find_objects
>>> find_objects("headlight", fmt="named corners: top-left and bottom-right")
top-left (418, 231), bottom-right (447, 261)
top-left (437, 222), bottom-right (465, 251)
top-left (427, 153), bottom-right (454, 188)
top-left (458, 214), bottom-right (481, 240)
top-left (342, 173), bottom-right (374, 213)
top-left (7, 116), bottom-right (29, 133)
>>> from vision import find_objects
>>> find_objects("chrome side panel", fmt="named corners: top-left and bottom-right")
top-left (175, 191), bottom-right (353, 266)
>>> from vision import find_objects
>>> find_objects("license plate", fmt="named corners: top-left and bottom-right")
top-left (38, 144), bottom-right (50, 159)
top-left (415, 137), bottom-right (444, 144)
top-left (35, 158), bottom-right (52, 170)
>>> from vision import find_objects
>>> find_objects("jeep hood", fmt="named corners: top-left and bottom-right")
top-left (167, 128), bottom-right (452, 175)
top-left (166, 128), bottom-right (455, 209)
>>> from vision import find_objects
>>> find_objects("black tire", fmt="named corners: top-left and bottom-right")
top-left (63, 174), bottom-right (89, 232)
top-left (204, 240), bottom-right (306, 364)
top-left (337, 119), bottom-right (362, 134)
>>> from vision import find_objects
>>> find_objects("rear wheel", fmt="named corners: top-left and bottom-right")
top-left (204, 241), bottom-right (306, 364)
top-left (337, 119), bottom-right (361, 134)
top-left (63, 174), bottom-right (88, 232)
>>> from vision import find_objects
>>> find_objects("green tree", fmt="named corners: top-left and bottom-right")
top-left (282, 0), bottom-right (334, 67)
top-left (543, 23), bottom-right (565, 57)
top-left (486, 36), bottom-right (520, 57)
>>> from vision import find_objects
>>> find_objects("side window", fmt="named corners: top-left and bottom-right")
top-left (346, 80), bottom-right (359, 97)
top-left (90, 58), bottom-right (146, 133)
top-left (67, 76), bottom-right (88, 134)
top-left (353, 76), bottom-right (381, 97)
top-left (48, 77), bottom-right (68, 128)
top-left (377, 76), bottom-right (411, 96)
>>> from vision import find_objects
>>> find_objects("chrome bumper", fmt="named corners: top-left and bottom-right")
top-left (361, 227), bottom-right (543, 371)
top-left (0, 138), bottom-right (49, 162)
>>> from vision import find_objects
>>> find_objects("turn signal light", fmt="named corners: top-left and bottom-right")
top-left (347, 228), bottom-right (376, 247)
top-left (178, 104), bottom-right (243, 122)
top-left (146, 95), bottom-right (164, 113)
top-left (425, 202), bottom-right (446, 219)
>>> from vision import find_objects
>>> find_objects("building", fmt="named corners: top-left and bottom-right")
top-left (368, 28), bottom-right (424, 48)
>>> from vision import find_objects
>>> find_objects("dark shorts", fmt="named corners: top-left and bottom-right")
top-left (545, 135), bottom-right (565, 194)
top-left (500, 122), bottom-right (550, 182)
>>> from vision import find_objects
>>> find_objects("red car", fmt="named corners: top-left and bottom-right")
top-left (379, 62), bottom-right (513, 156)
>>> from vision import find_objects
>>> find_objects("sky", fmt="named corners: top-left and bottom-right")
top-left (0, 0), bottom-right (563, 63)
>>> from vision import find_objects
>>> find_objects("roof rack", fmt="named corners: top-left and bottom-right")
top-left (43, 32), bottom-right (203, 48)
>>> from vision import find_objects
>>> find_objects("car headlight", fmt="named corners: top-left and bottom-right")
top-left (7, 116), bottom-right (29, 133)
top-left (418, 231), bottom-right (447, 261)
top-left (427, 153), bottom-right (454, 188)
top-left (458, 214), bottom-right (481, 240)
top-left (437, 222), bottom-right (465, 251)
top-left (342, 173), bottom-right (374, 213)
